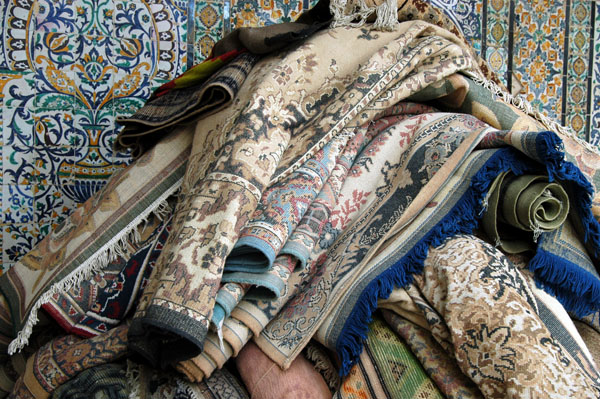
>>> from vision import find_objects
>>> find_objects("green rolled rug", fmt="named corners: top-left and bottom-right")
top-left (482, 172), bottom-right (570, 253)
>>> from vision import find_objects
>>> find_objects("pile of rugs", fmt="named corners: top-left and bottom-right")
top-left (1, 0), bottom-right (600, 397)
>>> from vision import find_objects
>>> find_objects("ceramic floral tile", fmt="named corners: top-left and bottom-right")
top-left (589, 2), bottom-right (600, 145)
top-left (448, 0), bottom-right (483, 54)
top-left (35, 0), bottom-right (78, 34)
top-left (230, 0), bottom-right (314, 28)
top-left (482, 0), bottom-right (510, 85)
top-left (512, 0), bottom-right (566, 121)
top-left (2, 222), bottom-right (38, 267)
top-left (33, 108), bottom-right (76, 147)
top-left (1, 184), bottom-right (33, 225)
top-left (194, 1), bottom-right (224, 61)
top-left (74, 0), bottom-right (116, 37)
top-left (563, 0), bottom-right (592, 139)
top-left (194, 30), bottom-right (222, 61)
top-left (2, 144), bottom-right (35, 186)
top-left (0, 0), bottom-right (190, 268)
top-left (33, 182), bottom-right (78, 225)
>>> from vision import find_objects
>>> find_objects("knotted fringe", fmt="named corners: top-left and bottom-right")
top-left (304, 341), bottom-right (341, 392)
top-left (465, 71), bottom-right (600, 157)
top-left (336, 131), bottom-right (600, 375)
top-left (330, 0), bottom-right (399, 31)
top-left (126, 360), bottom-right (142, 399)
top-left (372, 0), bottom-right (400, 31)
top-left (7, 178), bottom-right (183, 355)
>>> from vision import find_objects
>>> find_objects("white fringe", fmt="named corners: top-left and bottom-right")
top-left (330, 0), bottom-right (377, 29)
top-left (330, 0), bottom-right (399, 31)
top-left (216, 319), bottom-right (225, 354)
top-left (373, 0), bottom-right (400, 31)
top-left (464, 71), bottom-right (600, 157)
top-left (7, 178), bottom-right (183, 355)
top-left (126, 360), bottom-right (142, 399)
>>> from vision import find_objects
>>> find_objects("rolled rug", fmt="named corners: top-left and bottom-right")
top-left (482, 172), bottom-right (569, 253)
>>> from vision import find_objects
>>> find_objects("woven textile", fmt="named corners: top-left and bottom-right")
top-left (42, 215), bottom-right (172, 338)
top-left (481, 172), bottom-right (569, 253)
top-left (127, 363), bottom-right (248, 399)
top-left (333, 315), bottom-right (443, 399)
top-left (8, 325), bottom-right (128, 399)
top-left (382, 310), bottom-right (484, 399)
top-left (116, 53), bottom-right (259, 158)
top-left (412, 235), bottom-right (600, 397)
top-left (0, 126), bottom-right (193, 354)
top-left (50, 363), bottom-right (128, 399)
top-left (211, 104), bottom-right (431, 328)
top-left (0, 319), bottom-right (63, 399)
top-left (176, 105), bottom-right (489, 380)
top-left (575, 321), bottom-right (600, 368)
top-left (128, 20), bottom-right (489, 368)
top-left (256, 70), bottom-right (600, 373)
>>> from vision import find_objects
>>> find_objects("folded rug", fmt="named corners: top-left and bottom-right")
top-left (149, 50), bottom-right (245, 100)
top-left (482, 172), bottom-right (569, 253)
top-left (176, 368), bottom-right (249, 399)
top-left (0, 317), bottom-right (63, 399)
top-left (575, 321), bottom-right (600, 368)
top-left (116, 2), bottom-right (333, 159)
top-left (382, 310), bottom-right (483, 399)
top-left (42, 215), bottom-right (172, 338)
top-left (225, 129), bottom-right (353, 274)
top-left (333, 315), bottom-right (443, 399)
top-left (211, 282), bottom-right (250, 330)
top-left (126, 361), bottom-right (249, 399)
top-left (213, 106), bottom-right (412, 327)
top-left (581, 312), bottom-right (600, 335)
top-left (50, 363), bottom-right (128, 399)
top-left (0, 126), bottom-right (192, 355)
top-left (256, 108), bottom-right (493, 369)
top-left (409, 235), bottom-right (600, 396)
top-left (9, 324), bottom-right (129, 399)
top-left (127, 20), bottom-right (485, 368)
top-left (259, 125), bottom-right (600, 376)
top-left (116, 53), bottom-right (259, 158)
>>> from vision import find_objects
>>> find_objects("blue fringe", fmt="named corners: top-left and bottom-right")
top-left (529, 248), bottom-right (600, 317)
top-left (535, 131), bottom-right (600, 258)
top-left (336, 131), bottom-right (600, 376)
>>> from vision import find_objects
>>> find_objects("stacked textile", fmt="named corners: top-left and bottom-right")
top-left (1, 0), bottom-right (600, 397)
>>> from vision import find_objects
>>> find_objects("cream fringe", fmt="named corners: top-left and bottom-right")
top-left (464, 70), bottom-right (600, 156)
top-left (372, 0), bottom-right (400, 31)
top-left (126, 360), bottom-right (142, 399)
top-left (7, 177), bottom-right (183, 355)
top-left (330, 0), bottom-right (399, 30)
top-left (304, 341), bottom-right (341, 392)
top-left (330, 0), bottom-right (376, 28)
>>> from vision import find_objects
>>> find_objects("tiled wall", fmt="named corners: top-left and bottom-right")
top-left (469, 0), bottom-right (596, 139)
top-left (0, 0), bottom-right (599, 272)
